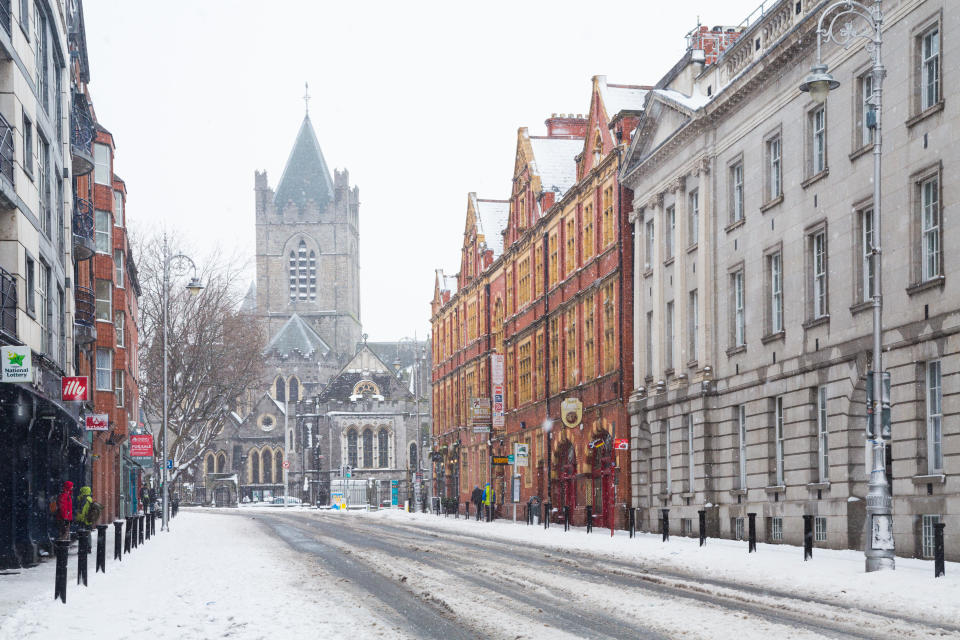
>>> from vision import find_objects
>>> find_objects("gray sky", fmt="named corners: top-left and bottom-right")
top-left (84, 0), bottom-right (764, 340)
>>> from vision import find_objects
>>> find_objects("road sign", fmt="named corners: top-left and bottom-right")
top-left (1, 346), bottom-right (32, 382)
top-left (166, 459), bottom-right (173, 469)
top-left (491, 456), bottom-right (510, 465)
top-left (84, 414), bottom-right (109, 431)
top-left (507, 454), bottom-right (515, 464)
top-left (514, 443), bottom-right (529, 466)
top-left (282, 460), bottom-right (290, 469)
top-left (492, 383), bottom-right (505, 428)
top-left (614, 438), bottom-right (629, 450)
top-left (61, 376), bottom-right (89, 401)
top-left (129, 434), bottom-right (153, 457)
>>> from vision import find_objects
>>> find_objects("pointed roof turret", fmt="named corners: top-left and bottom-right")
top-left (273, 115), bottom-right (335, 209)
top-left (263, 313), bottom-right (331, 360)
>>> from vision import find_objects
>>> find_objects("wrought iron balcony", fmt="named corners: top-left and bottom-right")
top-left (72, 196), bottom-right (95, 260)
top-left (0, 1), bottom-right (10, 38)
top-left (0, 111), bottom-right (15, 208)
top-left (0, 265), bottom-right (16, 344)
top-left (71, 101), bottom-right (95, 176)
top-left (74, 285), bottom-right (96, 345)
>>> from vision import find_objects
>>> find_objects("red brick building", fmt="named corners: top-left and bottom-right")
top-left (432, 77), bottom-right (645, 527)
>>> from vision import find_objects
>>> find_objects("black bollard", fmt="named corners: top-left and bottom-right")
top-left (131, 516), bottom-right (138, 549)
top-left (586, 505), bottom-right (593, 533)
top-left (564, 506), bottom-right (571, 532)
top-left (151, 512), bottom-right (156, 536)
top-left (934, 522), bottom-right (945, 578)
top-left (698, 510), bottom-right (706, 547)
top-left (628, 507), bottom-right (636, 538)
top-left (96, 524), bottom-right (107, 573)
top-left (77, 530), bottom-right (90, 586)
top-left (114, 520), bottom-right (123, 560)
top-left (54, 539), bottom-right (69, 603)
top-left (661, 508), bottom-right (670, 542)
top-left (543, 502), bottom-right (551, 529)
top-left (803, 515), bottom-right (813, 561)
top-left (748, 513), bottom-right (757, 553)
top-left (145, 514), bottom-right (151, 540)
top-left (139, 515), bottom-right (145, 545)
top-left (124, 517), bottom-right (132, 554)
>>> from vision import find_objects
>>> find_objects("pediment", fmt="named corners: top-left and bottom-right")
top-left (622, 93), bottom-right (697, 177)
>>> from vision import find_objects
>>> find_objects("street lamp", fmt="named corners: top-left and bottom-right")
top-left (799, 0), bottom-right (892, 572)
top-left (161, 234), bottom-right (204, 532)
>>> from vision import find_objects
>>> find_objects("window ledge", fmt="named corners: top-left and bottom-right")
top-left (761, 331), bottom-right (785, 345)
top-left (686, 242), bottom-right (698, 254)
top-left (663, 256), bottom-right (675, 267)
top-left (725, 344), bottom-right (746, 358)
top-left (849, 143), bottom-right (874, 163)
top-left (643, 268), bottom-right (653, 279)
top-left (680, 491), bottom-right (695, 499)
top-left (664, 368), bottom-right (675, 378)
top-left (801, 168), bottom-right (829, 189)
top-left (728, 488), bottom-right (747, 497)
top-left (686, 359), bottom-right (699, 370)
top-left (760, 194), bottom-right (784, 213)
top-left (724, 218), bottom-right (746, 234)
top-left (905, 101), bottom-right (944, 129)
top-left (911, 474), bottom-right (945, 485)
top-left (906, 276), bottom-right (945, 296)
top-left (802, 315), bottom-right (830, 331)
top-left (806, 481), bottom-right (830, 491)
top-left (764, 485), bottom-right (786, 494)
top-left (849, 300), bottom-right (873, 316)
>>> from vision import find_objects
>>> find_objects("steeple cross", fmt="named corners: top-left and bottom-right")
top-left (303, 82), bottom-right (311, 115)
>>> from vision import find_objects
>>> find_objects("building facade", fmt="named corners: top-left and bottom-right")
top-left (432, 77), bottom-right (640, 527)
top-left (623, 0), bottom-right (958, 559)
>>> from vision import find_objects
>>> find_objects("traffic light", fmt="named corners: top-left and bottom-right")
top-left (866, 371), bottom-right (891, 440)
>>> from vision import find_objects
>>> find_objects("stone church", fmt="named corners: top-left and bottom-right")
top-left (194, 109), bottom-right (429, 506)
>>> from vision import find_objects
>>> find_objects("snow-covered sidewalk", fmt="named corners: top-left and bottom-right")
top-left (335, 507), bottom-right (960, 627)
top-left (0, 510), bottom-right (403, 639)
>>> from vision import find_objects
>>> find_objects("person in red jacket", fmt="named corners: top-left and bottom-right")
top-left (56, 481), bottom-right (74, 540)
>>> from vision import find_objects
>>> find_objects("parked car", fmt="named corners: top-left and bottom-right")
top-left (269, 496), bottom-right (302, 505)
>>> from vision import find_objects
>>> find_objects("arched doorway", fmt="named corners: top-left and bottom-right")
top-left (554, 440), bottom-right (577, 519)
top-left (588, 430), bottom-right (615, 528)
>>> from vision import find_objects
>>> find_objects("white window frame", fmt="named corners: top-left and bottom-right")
top-left (688, 289), bottom-right (698, 362)
top-left (665, 205), bottom-right (675, 260)
top-left (767, 136), bottom-right (781, 201)
top-left (734, 271), bottom-right (745, 347)
top-left (775, 396), bottom-right (785, 486)
top-left (731, 162), bottom-right (744, 222)
top-left (815, 516), bottom-right (827, 542)
top-left (921, 26), bottom-right (940, 111)
top-left (861, 208), bottom-right (875, 301)
top-left (94, 143), bottom-right (111, 185)
top-left (927, 360), bottom-right (943, 473)
top-left (860, 73), bottom-right (875, 147)
top-left (114, 249), bottom-right (124, 288)
top-left (770, 252), bottom-right (782, 334)
top-left (813, 231), bottom-right (827, 318)
top-left (771, 516), bottom-right (784, 542)
top-left (735, 517), bottom-right (745, 540)
top-left (664, 419), bottom-right (672, 494)
top-left (95, 279), bottom-right (111, 321)
top-left (817, 386), bottom-right (829, 483)
top-left (665, 300), bottom-right (674, 370)
top-left (922, 514), bottom-right (941, 558)
top-left (644, 219), bottom-right (654, 270)
top-left (811, 106), bottom-right (826, 175)
top-left (688, 189), bottom-right (699, 245)
top-left (115, 310), bottom-right (124, 347)
top-left (95, 348), bottom-right (112, 391)
top-left (95, 209), bottom-right (111, 254)
top-left (737, 405), bottom-right (747, 490)
top-left (115, 369), bottom-right (124, 407)
top-left (113, 190), bottom-right (124, 227)
top-left (686, 413), bottom-right (695, 493)
top-left (921, 176), bottom-right (940, 282)
top-left (645, 311), bottom-right (653, 377)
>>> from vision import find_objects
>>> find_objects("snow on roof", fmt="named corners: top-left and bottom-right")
top-left (654, 88), bottom-right (712, 112)
top-left (476, 198), bottom-right (510, 259)
top-left (599, 79), bottom-right (649, 119)
top-left (528, 136), bottom-right (582, 197)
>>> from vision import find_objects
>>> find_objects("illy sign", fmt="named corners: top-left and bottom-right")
top-left (62, 376), bottom-right (89, 401)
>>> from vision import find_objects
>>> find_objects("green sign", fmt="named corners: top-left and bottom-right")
top-left (1, 346), bottom-right (32, 382)
top-left (507, 454), bottom-right (515, 465)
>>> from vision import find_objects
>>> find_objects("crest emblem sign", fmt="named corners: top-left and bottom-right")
top-left (560, 397), bottom-right (582, 429)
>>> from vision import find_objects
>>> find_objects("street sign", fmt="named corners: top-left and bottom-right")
top-left (491, 456), bottom-right (510, 465)
top-left (492, 383), bottom-right (504, 428)
top-left (614, 438), bottom-right (629, 450)
top-left (507, 454), bottom-right (515, 464)
top-left (84, 414), bottom-right (109, 431)
top-left (129, 434), bottom-right (153, 457)
top-left (469, 397), bottom-right (492, 426)
top-left (514, 443), bottom-right (529, 466)
top-left (61, 376), bottom-right (89, 401)
top-left (282, 460), bottom-right (290, 469)
top-left (166, 459), bottom-right (173, 469)
top-left (1, 346), bottom-right (32, 383)
top-left (473, 425), bottom-right (491, 433)
top-left (390, 479), bottom-right (399, 507)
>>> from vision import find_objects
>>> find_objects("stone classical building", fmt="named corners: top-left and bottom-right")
top-left (623, 0), bottom-right (957, 560)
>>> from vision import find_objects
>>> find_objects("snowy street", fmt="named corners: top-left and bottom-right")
top-left (4, 507), bottom-right (956, 639)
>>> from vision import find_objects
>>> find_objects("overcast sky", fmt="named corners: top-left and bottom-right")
top-left (83, 0), bottom-right (764, 341)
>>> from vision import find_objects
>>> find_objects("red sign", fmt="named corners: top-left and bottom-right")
top-left (614, 438), bottom-right (629, 451)
top-left (282, 460), bottom-right (290, 469)
top-left (61, 376), bottom-right (89, 401)
top-left (129, 434), bottom-right (154, 457)
top-left (85, 414), bottom-right (109, 431)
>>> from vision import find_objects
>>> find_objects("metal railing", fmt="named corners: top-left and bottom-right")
top-left (0, 0), bottom-right (10, 37)
top-left (74, 285), bottom-right (95, 327)
top-left (73, 196), bottom-right (94, 240)
top-left (0, 111), bottom-right (14, 187)
top-left (0, 265), bottom-right (16, 341)
top-left (71, 103), bottom-right (94, 157)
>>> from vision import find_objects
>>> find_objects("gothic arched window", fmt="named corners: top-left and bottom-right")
top-left (289, 240), bottom-right (317, 302)
top-left (216, 453), bottom-right (226, 473)
top-left (288, 377), bottom-right (299, 403)
top-left (251, 450), bottom-right (260, 484)
top-left (275, 450), bottom-right (283, 483)
top-left (362, 429), bottom-right (373, 468)
top-left (275, 376), bottom-right (286, 402)
top-left (262, 449), bottom-right (273, 485)
top-left (378, 429), bottom-right (389, 467)
top-left (288, 251), bottom-right (297, 301)
top-left (205, 454), bottom-right (215, 474)
top-left (308, 250), bottom-right (316, 300)
top-left (347, 429), bottom-right (358, 467)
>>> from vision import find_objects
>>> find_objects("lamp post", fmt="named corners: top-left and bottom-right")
top-left (799, 0), bottom-right (892, 572)
top-left (161, 234), bottom-right (204, 532)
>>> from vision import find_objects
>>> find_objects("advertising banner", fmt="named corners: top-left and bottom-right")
top-left (129, 434), bottom-right (154, 457)
top-left (61, 376), bottom-right (89, 401)
top-left (85, 414), bottom-right (109, 431)
top-left (490, 354), bottom-right (504, 384)
top-left (1, 346), bottom-right (32, 382)
top-left (469, 397), bottom-right (491, 426)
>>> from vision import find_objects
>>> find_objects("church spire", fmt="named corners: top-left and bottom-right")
top-left (303, 81), bottom-right (310, 116)
top-left (273, 107), bottom-right (334, 209)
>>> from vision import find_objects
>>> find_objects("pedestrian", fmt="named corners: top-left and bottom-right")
top-left (75, 486), bottom-right (102, 528)
top-left (471, 485), bottom-right (483, 521)
top-left (483, 482), bottom-right (492, 522)
top-left (54, 481), bottom-right (74, 540)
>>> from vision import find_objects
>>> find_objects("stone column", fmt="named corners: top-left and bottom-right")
top-left (693, 157), bottom-right (713, 378)
top-left (671, 176), bottom-right (688, 374)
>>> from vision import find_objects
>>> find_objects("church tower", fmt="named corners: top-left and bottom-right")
top-left (254, 112), bottom-right (362, 368)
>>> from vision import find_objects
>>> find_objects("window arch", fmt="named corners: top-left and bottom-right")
top-left (362, 429), bottom-right (373, 468)
top-left (275, 376), bottom-right (286, 402)
top-left (262, 449), bottom-right (273, 484)
top-left (288, 376), bottom-right (300, 403)
top-left (216, 453), bottom-right (226, 473)
top-left (275, 450), bottom-right (283, 483)
top-left (409, 443), bottom-right (418, 471)
top-left (289, 240), bottom-right (317, 302)
top-left (288, 429), bottom-right (295, 454)
top-left (347, 429), bottom-right (358, 467)
top-left (378, 429), bottom-right (389, 467)
top-left (251, 449), bottom-right (260, 484)
top-left (205, 454), bottom-right (215, 474)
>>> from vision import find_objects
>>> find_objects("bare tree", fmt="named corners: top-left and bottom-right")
top-left (136, 232), bottom-right (263, 483)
